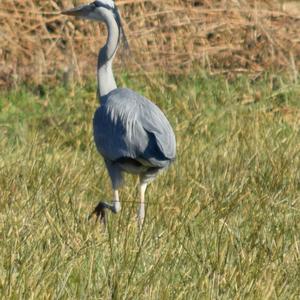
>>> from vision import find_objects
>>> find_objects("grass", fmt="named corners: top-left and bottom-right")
top-left (0, 71), bottom-right (300, 299)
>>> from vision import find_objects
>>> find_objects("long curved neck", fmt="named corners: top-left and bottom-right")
top-left (97, 13), bottom-right (120, 99)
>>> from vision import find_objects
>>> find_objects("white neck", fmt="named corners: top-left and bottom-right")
top-left (97, 11), bottom-right (119, 98)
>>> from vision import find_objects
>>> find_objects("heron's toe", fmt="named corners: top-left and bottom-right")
top-left (89, 201), bottom-right (107, 225)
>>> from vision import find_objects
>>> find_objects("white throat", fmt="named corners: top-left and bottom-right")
top-left (97, 10), bottom-right (119, 98)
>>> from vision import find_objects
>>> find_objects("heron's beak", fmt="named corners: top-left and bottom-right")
top-left (61, 4), bottom-right (93, 17)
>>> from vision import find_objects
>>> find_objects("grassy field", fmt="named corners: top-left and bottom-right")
top-left (0, 72), bottom-right (300, 299)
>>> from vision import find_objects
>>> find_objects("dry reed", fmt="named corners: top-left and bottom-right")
top-left (0, 0), bottom-right (299, 88)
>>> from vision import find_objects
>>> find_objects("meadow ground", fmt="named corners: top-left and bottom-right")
top-left (0, 72), bottom-right (300, 299)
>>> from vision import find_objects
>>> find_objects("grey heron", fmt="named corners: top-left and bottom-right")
top-left (62, 0), bottom-right (176, 226)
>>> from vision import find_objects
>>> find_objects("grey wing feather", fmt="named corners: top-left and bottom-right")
top-left (93, 88), bottom-right (176, 167)
top-left (139, 100), bottom-right (176, 160)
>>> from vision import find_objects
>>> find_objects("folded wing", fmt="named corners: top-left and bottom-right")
top-left (93, 88), bottom-right (176, 168)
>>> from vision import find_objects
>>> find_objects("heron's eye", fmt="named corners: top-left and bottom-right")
top-left (93, 0), bottom-right (115, 10)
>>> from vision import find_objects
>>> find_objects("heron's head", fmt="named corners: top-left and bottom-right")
top-left (61, 0), bottom-right (117, 22)
top-left (62, 0), bottom-right (129, 58)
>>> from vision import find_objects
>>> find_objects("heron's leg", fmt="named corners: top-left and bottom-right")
top-left (89, 161), bottom-right (123, 224)
top-left (111, 189), bottom-right (121, 213)
top-left (138, 182), bottom-right (148, 227)
top-left (105, 160), bottom-right (123, 213)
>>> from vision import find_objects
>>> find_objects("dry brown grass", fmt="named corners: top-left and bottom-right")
top-left (0, 0), bottom-right (299, 88)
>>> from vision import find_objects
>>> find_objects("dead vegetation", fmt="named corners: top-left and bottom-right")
top-left (0, 0), bottom-right (299, 88)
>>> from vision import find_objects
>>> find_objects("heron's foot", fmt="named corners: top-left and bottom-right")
top-left (89, 201), bottom-right (107, 225)
top-left (89, 201), bottom-right (121, 226)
